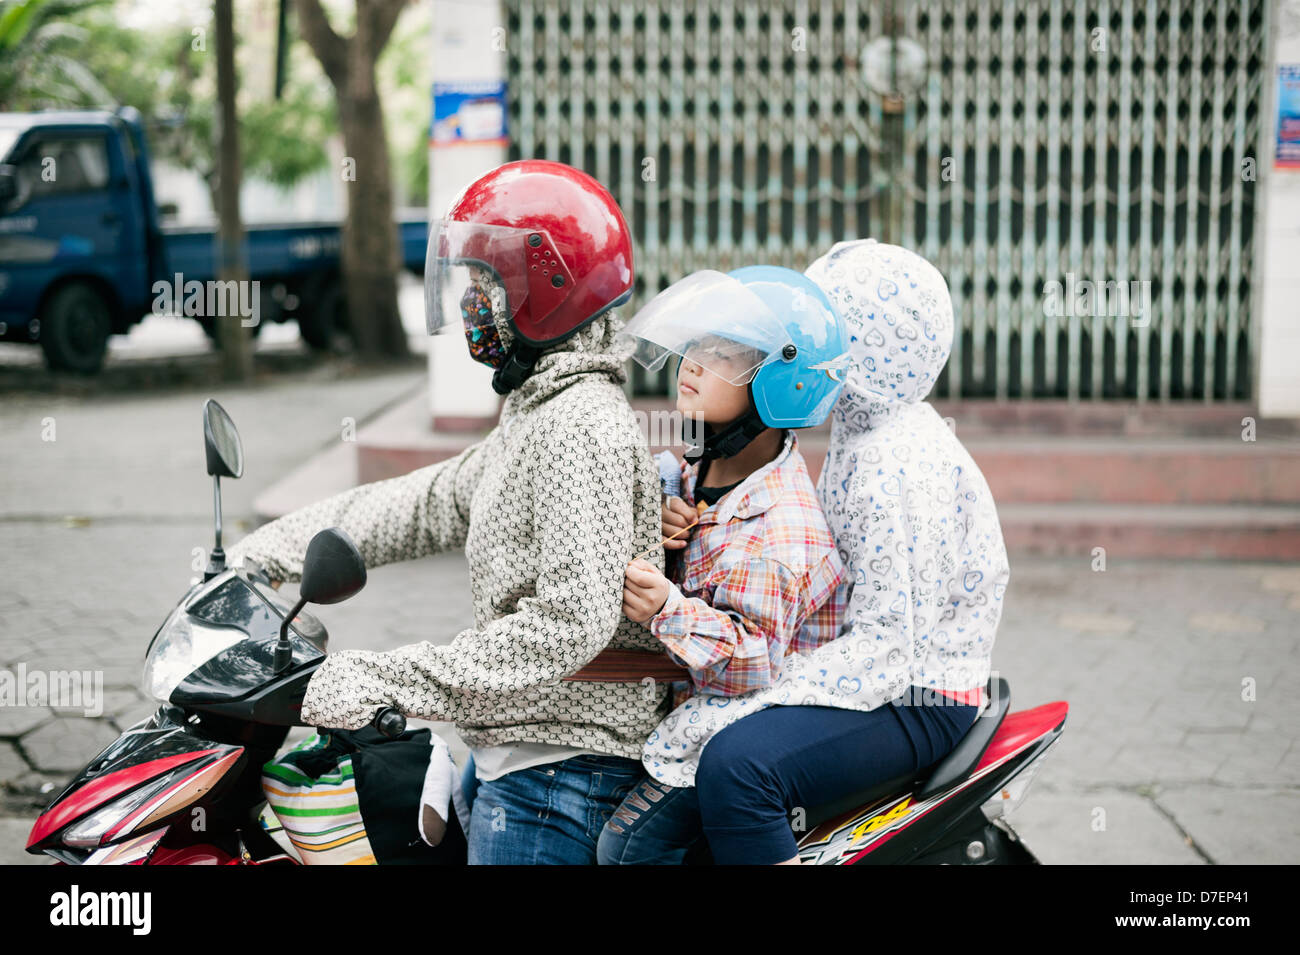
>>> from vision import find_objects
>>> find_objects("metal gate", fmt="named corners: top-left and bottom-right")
top-left (504, 0), bottom-right (1269, 401)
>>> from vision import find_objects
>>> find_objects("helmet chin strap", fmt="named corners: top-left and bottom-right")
top-left (491, 341), bottom-right (541, 395)
top-left (683, 401), bottom-right (768, 463)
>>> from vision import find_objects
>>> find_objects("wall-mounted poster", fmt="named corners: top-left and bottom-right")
top-left (431, 80), bottom-right (508, 146)
top-left (1278, 65), bottom-right (1300, 169)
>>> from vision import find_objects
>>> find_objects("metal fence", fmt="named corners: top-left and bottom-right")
top-left (504, 0), bottom-right (1268, 401)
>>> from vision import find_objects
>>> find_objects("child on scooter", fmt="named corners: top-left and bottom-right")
top-left (644, 240), bottom-right (1007, 865)
top-left (596, 266), bottom-right (848, 865)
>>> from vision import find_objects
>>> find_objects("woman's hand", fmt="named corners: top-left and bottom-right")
top-left (622, 558), bottom-right (672, 623)
top-left (661, 496), bottom-right (697, 550)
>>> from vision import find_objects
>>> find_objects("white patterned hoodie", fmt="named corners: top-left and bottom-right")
top-left (643, 240), bottom-right (1009, 787)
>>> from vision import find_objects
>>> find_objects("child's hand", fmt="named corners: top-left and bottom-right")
top-left (661, 496), bottom-right (697, 550)
top-left (623, 558), bottom-right (672, 623)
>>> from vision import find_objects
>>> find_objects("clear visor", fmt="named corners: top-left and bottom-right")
top-left (425, 219), bottom-right (535, 336)
top-left (617, 270), bottom-right (793, 386)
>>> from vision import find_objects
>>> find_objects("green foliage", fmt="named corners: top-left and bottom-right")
top-left (0, 0), bottom-right (336, 195)
top-left (0, 0), bottom-right (114, 109)
top-left (1, 0), bottom-right (430, 208)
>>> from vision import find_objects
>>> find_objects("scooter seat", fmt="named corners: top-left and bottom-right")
top-left (799, 677), bottom-right (1010, 832)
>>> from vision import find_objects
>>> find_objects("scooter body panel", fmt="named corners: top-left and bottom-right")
top-left (27, 708), bottom-right (246, 856)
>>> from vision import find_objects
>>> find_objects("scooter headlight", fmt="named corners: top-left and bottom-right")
top-left (61, 749), bottom-right (242, 849)
top-left (62, 765), bottom-right (191, 848)
top-left (141, 611), bottom-right (244, 702)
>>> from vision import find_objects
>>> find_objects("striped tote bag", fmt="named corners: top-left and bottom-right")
top-left (262, 734), bottom-right (376, 865)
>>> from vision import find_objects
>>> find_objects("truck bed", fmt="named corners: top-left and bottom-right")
top-left (162, 217), bottom-right (427, 282)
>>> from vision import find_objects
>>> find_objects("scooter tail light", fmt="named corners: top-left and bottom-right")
top-left (979, 738), bottom-right (1056, 823)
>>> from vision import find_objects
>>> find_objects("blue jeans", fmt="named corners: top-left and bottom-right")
top-left (464, 754), bottom-right (644, 865)
top-left (596, 776), bottom-right (704, 865)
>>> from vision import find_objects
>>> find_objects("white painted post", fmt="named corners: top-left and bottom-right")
top-left (1257, 0), bottom-right (1300, 417)
top-left (426, 0), bottom-right (508, 429)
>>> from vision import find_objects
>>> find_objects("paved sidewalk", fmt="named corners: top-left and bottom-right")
top-left (1, 371), bottom-right (1297, 864)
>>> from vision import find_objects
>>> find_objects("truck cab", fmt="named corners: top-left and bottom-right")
top-left (0, 106), bottom-right (427, 374)
top-left (0, 108), bottom-right (163, 372)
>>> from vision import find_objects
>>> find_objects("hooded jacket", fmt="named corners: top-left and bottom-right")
top-left (642, 240), bottom-right (1009, 787)
top-left (227, 313), bottom-right (673, 759)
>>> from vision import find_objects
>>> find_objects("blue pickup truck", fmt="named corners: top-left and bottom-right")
top-left (0, 107), bottom-right (428, 372)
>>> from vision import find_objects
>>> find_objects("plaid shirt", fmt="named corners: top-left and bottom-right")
top-left (651, 431), bottom-right (845, 699)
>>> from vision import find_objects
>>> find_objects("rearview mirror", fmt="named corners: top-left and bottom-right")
top-left (203, 399), bottom-right (243, 479)
top-left (299, 527), bottom-right (367, 606)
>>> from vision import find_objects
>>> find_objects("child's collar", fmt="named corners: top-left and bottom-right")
top-left (689, 430), bottom-right (796, 525)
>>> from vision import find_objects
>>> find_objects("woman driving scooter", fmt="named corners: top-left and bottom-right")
top-left (227, 160), bottom-right (683, 865)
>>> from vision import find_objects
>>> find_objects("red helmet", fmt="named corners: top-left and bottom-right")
top-left (426, 161), bottom-right (635, 390)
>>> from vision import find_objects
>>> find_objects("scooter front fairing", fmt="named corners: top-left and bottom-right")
top-left (26, 706), bottom-right (246, 863)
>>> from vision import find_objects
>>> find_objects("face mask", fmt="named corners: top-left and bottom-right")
top-left (461, 281), bottom-right (509, 368)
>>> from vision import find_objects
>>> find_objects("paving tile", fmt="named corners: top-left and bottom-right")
top-left (0, 819), bottom-right (52, 865)
top-left (0, 741), bottom-right (29, 783)
top-left (1187, 612), bottom-right (1267, 634)
top-left (1105, 741), bottom-right (1229, 787)
top-left (1258, 569), bottom-right (1300, 593)
top-left (1058, 612), bottom-right (1136, 634)
top-left (21, 718), bottom-right (120, 774)
top-left (1155, 788), bottom-right (1300, 864)
top-left (0, 705), bottom-right (50, 738)
top-left (1007, 789), bottom-right (1205, 865)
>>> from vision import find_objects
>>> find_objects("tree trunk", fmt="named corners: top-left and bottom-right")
top-left (295, 0), bottom-right (410, 361)
top-left (214, 0), bottom-right (254, 380)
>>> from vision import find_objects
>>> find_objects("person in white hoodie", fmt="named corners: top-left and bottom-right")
top-left (640, 239), bottom-right (1011, 864)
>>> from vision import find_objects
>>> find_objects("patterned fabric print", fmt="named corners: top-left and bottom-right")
top-left (641, 431), bottom-right (845, 783)
top-left (461, 281), bottom-right (508, 368)
top-left (226, 313), bottom-right (676, 760)
top-left (641, 241), bottom-right (1009, 788)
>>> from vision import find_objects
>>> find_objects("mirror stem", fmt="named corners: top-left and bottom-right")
top-left (274, 596), bottom-right (307, 674)
top-left (204, 475), bottom-right (226, 581)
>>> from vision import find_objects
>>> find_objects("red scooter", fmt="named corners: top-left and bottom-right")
top-left (26, 400), bottom-right (1067, 865)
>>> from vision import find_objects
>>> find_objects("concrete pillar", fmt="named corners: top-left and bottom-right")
top-left (1257, 0), bottom-right (1300, 417)
top-left (426, 0), bottom-right (508, 429)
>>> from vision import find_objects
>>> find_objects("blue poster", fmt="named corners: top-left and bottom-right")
top-left (431, 80), bottom-right (508, 145)
top-left (1277, 65), bottom-right (1300, 169)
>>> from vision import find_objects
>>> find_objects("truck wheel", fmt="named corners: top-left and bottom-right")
top-left (298, 278), bottom-right (349, 352)
top-left (39, 282), bottom-right (111, 374)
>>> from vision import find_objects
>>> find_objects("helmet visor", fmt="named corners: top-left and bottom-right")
top-left (617, 270), bottom-right (793, 386)
top-left (426, 219), bottom-right (556, 337)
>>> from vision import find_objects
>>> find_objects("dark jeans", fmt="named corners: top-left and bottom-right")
top-left (695, 688), bottom-right (979, 864)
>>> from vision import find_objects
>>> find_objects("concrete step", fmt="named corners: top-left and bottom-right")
top-left (964, 438), bottom-right (1300, 505)
top-left (930, 400), bottom-right (1300, 439)
top-left (354, 389), bottom-right (493, 486)
top-left (997, 503), bottom-right (1300, 560)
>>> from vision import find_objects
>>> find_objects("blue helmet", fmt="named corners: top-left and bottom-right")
top-left (618, 264), bottom-right (847, 460)
top-left (726, 265), bottom-right (848, 429)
